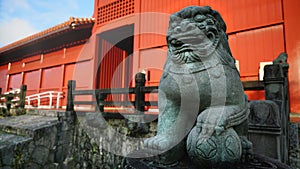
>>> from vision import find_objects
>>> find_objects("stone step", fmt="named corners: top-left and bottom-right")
top-left (0, 114), bottom-right (64, 168)
top-left (0, 131), bottom-right (33, 167)
top-left (0, 115), bottom-right (58, 137)
top-left (0, 131), bottom-right (32, 149)
top-left (26, 109), bottom-right (61, 117)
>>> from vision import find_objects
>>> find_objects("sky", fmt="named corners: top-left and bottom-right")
top-left (0, 0), bottom-right (94, 47)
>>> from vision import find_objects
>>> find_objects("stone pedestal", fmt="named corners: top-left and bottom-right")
top-left (123, 152), bottom-right (291, 169)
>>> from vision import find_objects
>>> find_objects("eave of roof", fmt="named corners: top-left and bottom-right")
top-left (0, 17), bottom-right (95, 54)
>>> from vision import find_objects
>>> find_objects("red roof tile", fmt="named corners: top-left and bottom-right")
top-left (0, 17), bottom-right (95, 53)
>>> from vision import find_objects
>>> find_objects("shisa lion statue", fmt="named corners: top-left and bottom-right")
top-left (144, 6), bottom-right (253, 168)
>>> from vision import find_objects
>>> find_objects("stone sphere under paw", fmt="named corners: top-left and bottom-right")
top-left (187, 127), bottom-right (242, 167)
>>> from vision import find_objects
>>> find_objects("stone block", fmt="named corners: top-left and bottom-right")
top-left (44, 163), bottom-right (59, 169)
top-left (24, 162), bottom-right (41, 169)
top-left (1, 146), bottom-right (14, 166)
top-left (31, 146), bottom-right (50, 165)
top-left (54, 145), bottom-right (64, 163)
top-left (248, 100), bottom-right (282, 161)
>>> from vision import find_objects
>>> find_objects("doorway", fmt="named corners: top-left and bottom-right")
top-left (96, 24), bottom-right (134, 90)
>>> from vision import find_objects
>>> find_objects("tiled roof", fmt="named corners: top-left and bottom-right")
top-left (0, 17), bottom-right (95, 53)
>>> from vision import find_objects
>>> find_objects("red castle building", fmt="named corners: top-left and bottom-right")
top-left (0, 0), bottom-right (299, 119)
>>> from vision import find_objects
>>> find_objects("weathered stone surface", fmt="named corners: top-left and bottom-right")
top-left (0, 109), bottom-right (295, 169)
top-left (1, 166), bottom-right (13, 169)
top-left (0, 115), bottom-right (58, 136)
top-left (249, 100), bottom-right (280, 127)
top-left (0, 132), bottom-right (32, 168)
top-left (123, 153), bottom-right (292, 169)
top-left (264, 55), bottom-right (290, 163)
top-left (32, 146), bottom-right (50, 165)
top-left (44, 163), bottom-right (59, 169)
top-left (188, 127), bottom-right (242, 168)
top-left (1, 145), bottom-right (14, 166)
top-left (0, 111), bottom-right (159, 169)
top-left (27, 109), bottom-right (60, 117)
top-left (289, 123), bottom-right (300, 169)
top-left (68, 113), bottom-right (157, 169)
top-left (248, 100), bottom-right (283, 161)
top-left (143, 6), bottom-right (251, 167)
top-left (0, 115), bottom-right (61, 169)
top-left (25, 162), bottom-right (41, 169)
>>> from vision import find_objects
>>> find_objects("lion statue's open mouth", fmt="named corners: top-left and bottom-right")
top-left (167, 12), bottom-right (221, 64)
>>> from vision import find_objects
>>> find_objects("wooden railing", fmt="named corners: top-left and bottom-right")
top-left (242, 81), bottom-right (264, 91)
top-left (66, 73), bottom-right (158, 118)
top-left (66, 52), bottom-right (290, 122)
top-left (66, 59), bottom-right (290, 140)
top-left (66, 73), bottom-right (269, 117)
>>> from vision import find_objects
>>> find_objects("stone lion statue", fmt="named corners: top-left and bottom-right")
top-left (144, 6), bottom-right (252, 167)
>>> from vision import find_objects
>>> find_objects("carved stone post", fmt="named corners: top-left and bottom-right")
top-left (264, 63), bottom-right (289, 163)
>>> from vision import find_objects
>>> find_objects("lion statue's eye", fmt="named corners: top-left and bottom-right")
top-left (194, 14), bottom-right (206, 22)
top-left (206, 19), bottom-right (215, 25)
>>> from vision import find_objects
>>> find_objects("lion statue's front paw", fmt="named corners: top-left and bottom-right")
top-left (144, 135), bottom-right (174, 151)
top-left (144, 135), bottom-right (186, 165)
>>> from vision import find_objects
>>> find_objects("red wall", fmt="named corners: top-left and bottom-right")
top-left (41, 66), bottom-right (63, 91)
top-left (139, 0), bottom-right (199, 49)
top-left (1, 44), bottom-right (94, 108)
top-left (99, 39), bottom-right (125, 89)
top-left (23, 70), bottom-right (40, 95)
top-left (91, 0), bottom-right (299, 113)
top-left (137, 0), bottom-right (285, 79)
top-left (1, 0), bottom-right (299, 112)
top-left (200, 0), bottom-right (283, 33)
top-left (229, 25), bottom-right (285, 80)
top-left (0, 65), bottom-right (8, 92)
top-left (8, 73), bottom-right (22, 90)
top-left (283, 0), bottom-right (300, 114)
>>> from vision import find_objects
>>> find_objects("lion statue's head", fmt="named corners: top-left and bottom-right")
top-left (167, 6), bottom-right (235, 68)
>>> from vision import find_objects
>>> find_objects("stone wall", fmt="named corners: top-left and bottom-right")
top-left (289, 123), bottom-right (300, 169)
top-left (0, 115), bottom-right (63, 169)
top-left (68, 112), bottom-right (157, 169)
top-left (0, 111), bottom-right (157, 169)
top-left (0, 111), bottom-right (298, 169)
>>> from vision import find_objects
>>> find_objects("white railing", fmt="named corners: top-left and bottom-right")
top-left (26, 91), bottom-right (64, 109)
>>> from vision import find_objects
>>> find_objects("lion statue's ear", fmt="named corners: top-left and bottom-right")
top-left (210, 9), bottom-right (226, 32)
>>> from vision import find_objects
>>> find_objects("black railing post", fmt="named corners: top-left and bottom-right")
top-left (135, 72), bottom-right (146, 114)
top-left (97, 93), bottom-right (107, 113)
top-left (67, 80), bottom-right (76, 111)
top-left (19, 85), bottom-right (27, 109)
top-left (0, 88), bottom-right (2, 95)
top-left (5, 93), bottom-right (14, 112)
top-left (127, 72), bottom-right (149, 133)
